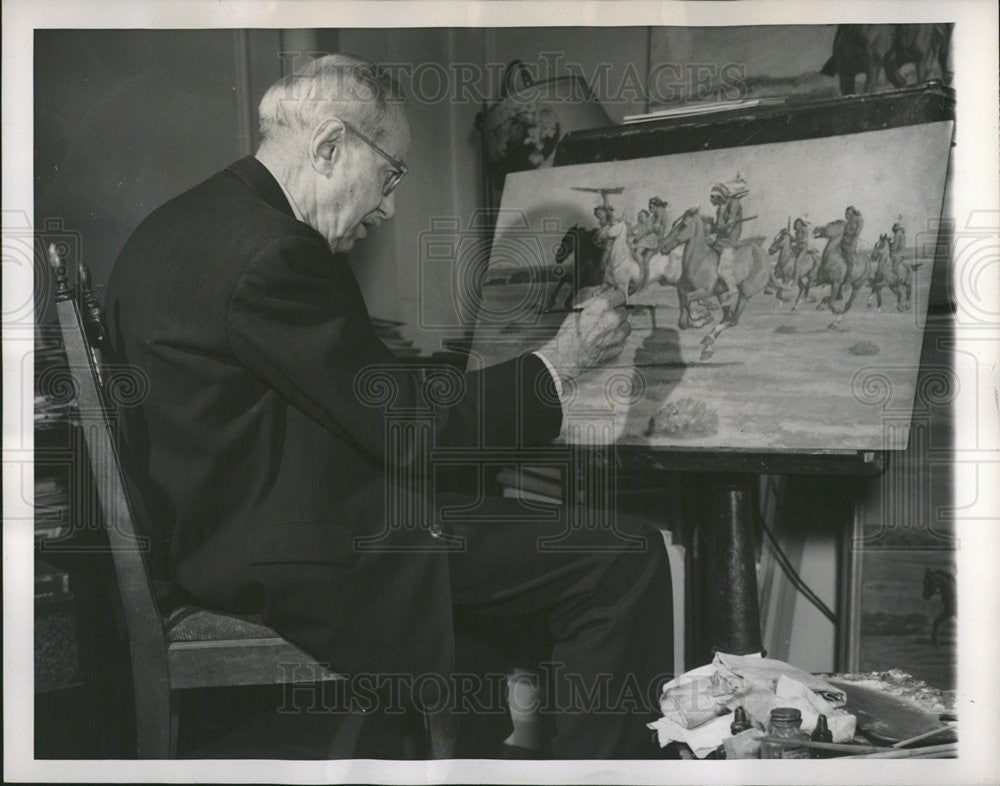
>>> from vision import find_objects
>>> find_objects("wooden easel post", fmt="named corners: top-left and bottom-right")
top-left (704, 474), bottom-right (763, 656)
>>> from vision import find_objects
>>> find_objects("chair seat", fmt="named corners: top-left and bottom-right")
top-left (164, 606), bottom-right (278, 643)
top-left (163, 606), bottom-right (343, 689)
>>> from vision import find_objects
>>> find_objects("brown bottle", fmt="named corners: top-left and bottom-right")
top-left (731, 706), bottom-right (752, 735)
top-left (717, 706), bottom-right (754, 760)
top-left (810, 714), bottom-right (833, 758)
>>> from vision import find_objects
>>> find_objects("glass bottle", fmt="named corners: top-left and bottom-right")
top-left (714, 706), bottom-right (754, 759)
top-left (731, 706), bottom-right (752, 735)
top-left (759, 707), bottom-right (809, 759)
top-left (810, 714), bottom-right (833, 758)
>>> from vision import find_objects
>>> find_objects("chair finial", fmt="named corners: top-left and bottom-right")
top-left (47, 243), bottom-right (73, 301)
top-left (77, 259), bottom-right (107, 352)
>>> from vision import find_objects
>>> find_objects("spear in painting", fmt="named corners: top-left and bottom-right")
top-left (571, 185), bottom-right (625, 212)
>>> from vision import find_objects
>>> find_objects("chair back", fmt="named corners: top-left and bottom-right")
top-left (46, 244), bottom-right (171, 757)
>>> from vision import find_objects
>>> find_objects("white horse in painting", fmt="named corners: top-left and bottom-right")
top-left (598, 218), bottom-right (643, 305)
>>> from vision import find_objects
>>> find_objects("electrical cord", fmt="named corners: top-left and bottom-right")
top-left (755, 488), bottom-right (839, 625)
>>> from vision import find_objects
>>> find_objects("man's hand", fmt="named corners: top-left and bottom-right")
top-left (536, 287), bottom-right (631, 383)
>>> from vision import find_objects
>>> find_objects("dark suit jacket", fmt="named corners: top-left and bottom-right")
top-left (104, 156), bottom-right (562, 678)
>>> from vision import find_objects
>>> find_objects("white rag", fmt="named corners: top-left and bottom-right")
top-left (647, 652), bottom-right (856, 757)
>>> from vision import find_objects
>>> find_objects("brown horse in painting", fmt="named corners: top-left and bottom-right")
top-left (812, 219), bottom-right (873, 328)
top-left (867, 233), bottom-right (915, 311)
top-left (767, 226), bottom-right (820, 311)
top-left (659, 207), bottom-right (770, 359)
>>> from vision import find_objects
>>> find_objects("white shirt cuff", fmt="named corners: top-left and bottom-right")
top-left (532, 350), bottom-right (565, 401)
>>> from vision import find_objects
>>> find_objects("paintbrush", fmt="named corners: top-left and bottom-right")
top-left (755, 736), bottom-right (888, 756)
top-left (543, 304), bottom-right (648, 314)
top-left (891, 725), bottom-right (957, 748)
top-left (838, 742), bottom-right (957, 759)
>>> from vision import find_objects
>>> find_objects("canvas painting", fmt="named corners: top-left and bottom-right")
top-left (648, 25), bottom-right (952, 104)
top-left (468, 120), bottom-right (953, 450)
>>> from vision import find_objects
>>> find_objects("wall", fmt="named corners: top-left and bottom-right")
top-left (34, 29), bottom-right (284, 301)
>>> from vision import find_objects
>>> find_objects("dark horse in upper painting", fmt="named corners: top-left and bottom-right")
top-left (922, 568), bottom-right (956, 647)
top-left (544, 225), bottom-right (604, 311)
top-left (821, 24), bottom-right (953, 95)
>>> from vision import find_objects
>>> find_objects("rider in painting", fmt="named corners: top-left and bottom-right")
top-left (707, 175), bottom-right (748, 306)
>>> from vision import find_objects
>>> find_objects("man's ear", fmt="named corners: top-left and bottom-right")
top-left (310, 118), bottom-right (347, 177)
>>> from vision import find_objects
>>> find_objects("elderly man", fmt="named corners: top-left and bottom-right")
top-left (104, 54), bottom-right (672, 759)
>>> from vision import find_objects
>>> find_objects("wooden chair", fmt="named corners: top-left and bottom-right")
top-left (45, 245), bottom-right (454, 759)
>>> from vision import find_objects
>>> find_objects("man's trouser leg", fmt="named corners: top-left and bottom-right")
top-left (445, 502), bottom-right (673, 759)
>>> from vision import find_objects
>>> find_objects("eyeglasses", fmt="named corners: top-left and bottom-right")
top-left (342, 120), bottom-right (408, 196)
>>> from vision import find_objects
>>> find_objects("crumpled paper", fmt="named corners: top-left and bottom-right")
top-left (649, 709), bottom-right (737, 758)
top-left (647, 652), bottom-right (856, 757)
top-left (658, 671), bottom-right (738, 728)
top-left (715, 652), bottom-right (846, 706)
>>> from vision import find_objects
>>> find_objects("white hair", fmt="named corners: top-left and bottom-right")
top-left (257, 53), bottom-right (402, 145)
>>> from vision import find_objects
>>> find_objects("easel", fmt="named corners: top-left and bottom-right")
top-left (614, 452), bottom-right (882, 666)
top-left (472, 83), bottom-right (954, 668)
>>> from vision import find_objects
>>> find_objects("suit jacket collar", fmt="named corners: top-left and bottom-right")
top-left (226, 156), bottom-right (295, 219)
